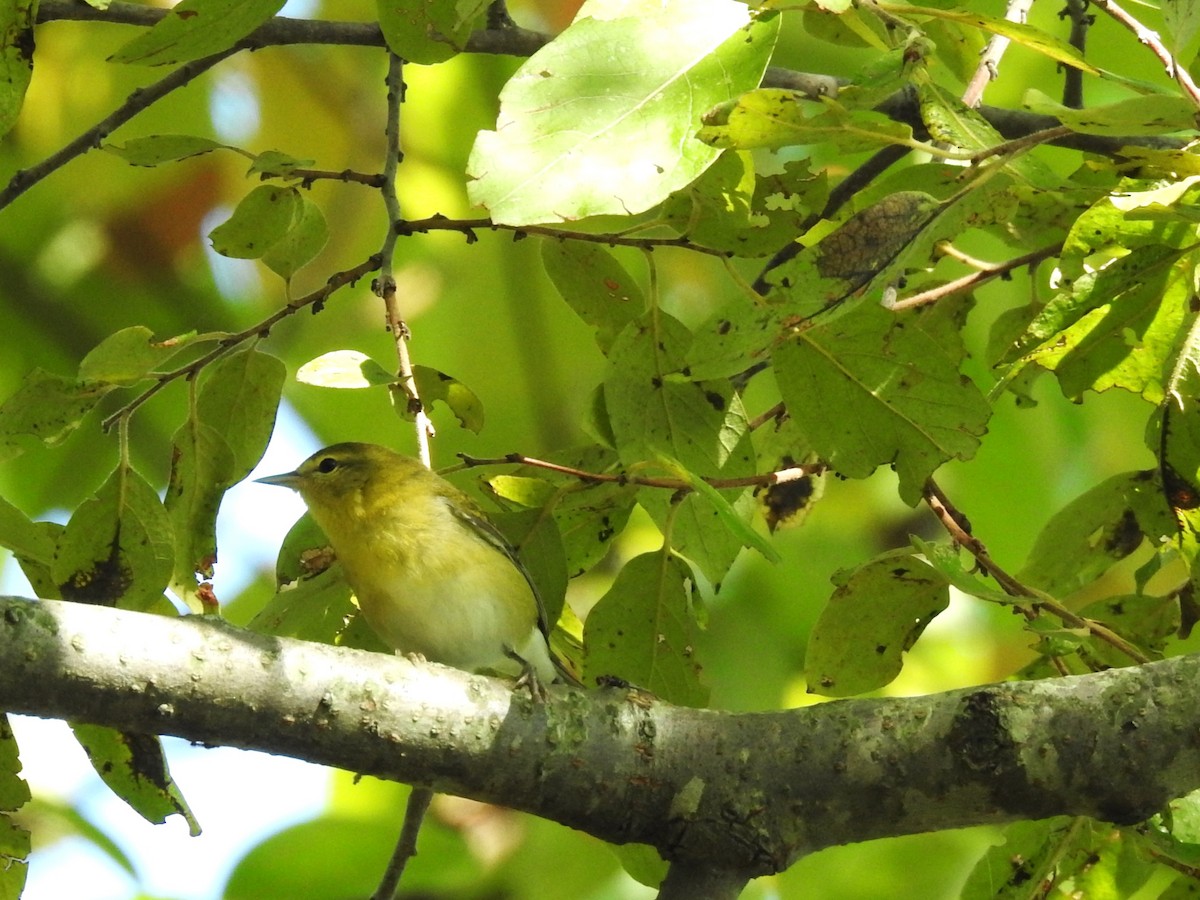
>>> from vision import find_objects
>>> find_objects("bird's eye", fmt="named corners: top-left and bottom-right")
top-left (316, 457), bottom-right (339, 474)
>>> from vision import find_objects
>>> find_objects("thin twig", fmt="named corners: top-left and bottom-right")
top-left (456, 452), bottom-right (824, 492)
top-left (923, 479), bottom-right (1151, 665)
top-left (1090, 0), bottom-right (1200, 112)
top-left (882, 242), bottom-right (1062, 311)
top-left (285, 168), bottom-right (387, 188)
top-left (1061, 0), bottom-right (1092, 108)
top-left (371, 787), bottom-right (434, 900)
top-left (100, 255), bottom-right (381, 431)
top-left (0, 49), bottom-right (234, 211)
top-left (962, 0), bottom-right (1034, 107)
top-left (395, 215), bottom-right (734, 258)
top-left (375, 55), bottom-right (433, 468)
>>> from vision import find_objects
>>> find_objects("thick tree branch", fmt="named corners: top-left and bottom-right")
top-left (4, 596), bottom-right (1200, 878)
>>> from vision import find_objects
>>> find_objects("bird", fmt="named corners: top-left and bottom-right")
top-left (257, 442), bottom-right (578, 693)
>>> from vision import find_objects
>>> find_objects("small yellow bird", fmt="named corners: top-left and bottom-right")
top-left (257, 443), bottom-right (577, 691)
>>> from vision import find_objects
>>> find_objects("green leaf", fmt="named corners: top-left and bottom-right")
top-left (196, 347), bottom-right (285, 480)
top-left (877, 3), bottom-right (1100, 75)
top-left (806, 549), bottom-right (950, 697)
top-left (1159, 314), bottom-right (1200, 602)
top-left (108, 0), bottom-right (285, 66)
top-left (467, 0), bottom-right (778, 225)
top-left (377, 0), bottom-right (490, 65)
top-left (1022, 245), bottom-right (1195, 403)
top-left (698, 91), bottom-right (915, 153)
top-left (0, 0), bottom-right (36, 138)
top-left (1023, 88), bottom-right (1198, 136)
top-left (774, 299), bottom-right (990, 504)
top-left (959, 818), bottom-right (1073, 899)
top-left (1164, 0), bottom-right (1200, 56)
top-left (165, 418), bottom-right (234, 612)
top-left (51, 465), bottom-right (175, 612)
top-left (70, 724), bottom-right (200, 835)
top-left (0, 714), bottom-right (30, 899)
top-left (0, 368), bottom-right (112, 462)
top-left (78, 326), bottom-right (197, 387)
top-left (0, 493), bottom-right (55, 564)
top-left (583, 550), bottom-right (708, 707)
top-left (1018, 471), bottom-right (1175, 596)
top-left (604, 311), bottom-right (759, 581)
top-left (502, 444), bottom-right (637, 577)
top-left (103, 134), bottom-right (228, 166)
top-left (261, 195), bottom-right (328, 281)
top-left (540, 242), bottom-right (644, 354)
top-left (208, 185), bottom-right (303, 259)
top-left (16, 522), bottom-right (65, 600)
top-left (492, 508), bottom-right (569, 628)
top-left (297, 350), bottom-right (395, 389)
top-left (165, 349), bottom-right (282, 610)
top-left (411, 365), bottom-right (485, 434)
top-left (676, 465), bottom-right (780, 563)
top-left (660, 152), bottom-right (825, 257)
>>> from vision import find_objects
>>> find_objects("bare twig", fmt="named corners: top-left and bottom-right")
top-left (1061, 0), bottom-right (1092, 108)
top-left (284, 168), bottom-right (387, 188)
top-left (457, 452), bottom-right (824, 492)
top-left (395, 215), bottom-right (734, 258)
top-left (962, 0), bottom-right (1035, 107)
top-left (371, 787), bottom-right (434, 900)
top-left (0, 49), bottom-right (234, 211)
top-left (100, 255), bottom-right (381, 431)
top-left (882, 242), bottom-right (1062, 311)
top-left (375, 55), bottom-right (433, 467)
top-left (1090, 0), bottom-right (1200, 111)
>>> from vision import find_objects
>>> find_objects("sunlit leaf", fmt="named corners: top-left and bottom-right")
top-left (1024, 88), bottom-right (1198, 136)
top-left (698, 90), bottom-right (915, 153)
top-left (297, 350), bottom-right (394, 389)
top-left (467, 0), bottom-right (778, 225)
top-left (411, 365), bottom-right (484, 434)
top-left (876, 3), bottom-right (1100, 74)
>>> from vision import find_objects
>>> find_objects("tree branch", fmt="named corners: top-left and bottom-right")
top-left (5, 595), bottom-right (1200, 877)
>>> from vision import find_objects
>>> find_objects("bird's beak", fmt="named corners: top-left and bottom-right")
top-left (255, 471), bottom-right (302, 489)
